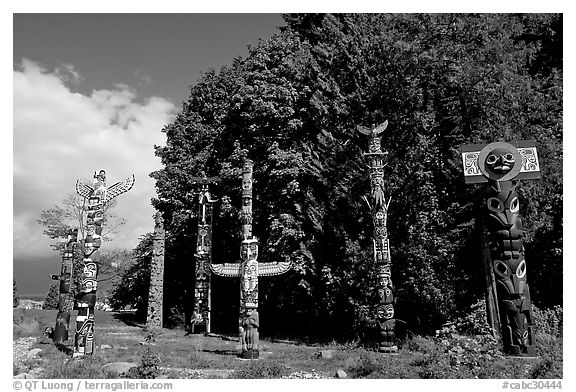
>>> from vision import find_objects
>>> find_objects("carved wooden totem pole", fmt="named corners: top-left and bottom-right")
top-left (211, 159), bottom-right (291, 359)
top-left (190, 174), bottom-right (218, 334)
top-left (461, 141), bottom-right (541, 356)
top-left (146, 212), bottom-right (165, 328)
top-left (358, 121), bottom-right (397, 353)
top-left (50, 228), bottom-right (79, 343)
top-left (74, 170), bottom-right (134, 357)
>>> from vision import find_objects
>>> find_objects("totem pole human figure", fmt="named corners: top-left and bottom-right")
top-left (461, 140), bottom-right (541, 356)
top-left (74, 170), bottom-right (134, 357)
top-left (358, 121), bottom-right (397, 353)
top-left (190, 173), bottom-right (218, 334)
top-left (49, 228), bottom-right (79, 343)
top-left (211, 159), bottom-right (291, 359)
top-left (146, 212), bottom-right (165, 328)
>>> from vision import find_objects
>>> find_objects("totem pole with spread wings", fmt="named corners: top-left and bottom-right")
top-left (210, 159), bottom-right (291, 359)
top-left (73, 170), bottom-right (134, 357)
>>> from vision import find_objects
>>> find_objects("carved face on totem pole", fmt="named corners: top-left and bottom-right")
top-left (374, 211), bottom-right (387, 228)
top-left (478, 142), bottom-right (523, 182)
top-left (97, 170), bottom-right (106, 183)
top-left (369, 136), bottom-right (383, 153)
top-left (486, 183), bottom-right (520, 230)
top-left (241, 238), bottom-right (259, 309)
top-left (377, 286), bottom-right (394, 304)
top-left (376, 304), bottom-right (394, 320)
top-left (197, 227), bottom-right (209, 254)
top-left (84, 242), bottom-right (94, 256)
top-left (485, 148), bottom-right (516, 175)
top-left (241, 239), bottom-right (258, 262)
top-left (494, 257), bottom-right (527, 296)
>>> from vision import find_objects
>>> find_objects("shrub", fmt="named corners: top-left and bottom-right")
top-left (452, 299), bottom-right (494, 336)
top-left (532, 305), bottom-right (563, 338)
top-left (415, 324), bottom-right (510, 378)
top-left (123, 348), bottom-right (161, 379)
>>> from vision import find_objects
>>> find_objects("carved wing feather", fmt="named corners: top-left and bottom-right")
top-left (191, 176), bottom-right (219, 185)
top-left (105, 174), bottom-right (135, 203)
top-left (357, 125), bottom-right (372, 136)
top-left (357, 120), bottom-right (388, 136)
top-left (258, 262), bottom-right (292, 276)
top-left (210, 263), bottom-right (242, 277)
top-left (372, 120), bottom-right (388, 136)
top-left (76, 180), bottom-right (94, 199)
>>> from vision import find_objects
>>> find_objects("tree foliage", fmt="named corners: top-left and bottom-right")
top-left (37, 191), bottom-right (126, 251)
top-left (37, 191), bottom-right (129, 300)
top-left (43, 282), bottom-right (59, 310)
top-left (108, 234), bottom-right (154, 320)
top-left (13, 280), bottom-right (20, 308)
top-left (150, 14), bottom-right (562, 337)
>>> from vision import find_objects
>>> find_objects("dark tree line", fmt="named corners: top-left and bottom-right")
top-left (120, 14), bottom-right (561, 339)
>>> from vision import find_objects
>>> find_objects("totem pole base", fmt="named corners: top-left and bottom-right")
top-left (378, 345), bottom-right (398, 354)
top-left (53, 311), bottom-right (71, 343)
top-left (505, 345), bottom-right (537, 357)
top-left (52, 325), bottom-right (68, 343)
top-left (240, 349), bottom-right (260, 359)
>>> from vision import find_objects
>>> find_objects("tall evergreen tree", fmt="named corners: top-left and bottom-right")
top-left (151, 14), bottom-right (562, 337)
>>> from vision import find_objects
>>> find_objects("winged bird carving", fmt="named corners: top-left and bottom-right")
top-left (76, 180), bottom-right (95, 199)
top-left (259, 262), bottom-right (292, 276)
top-left (210, 263), bottom-right (242, 277)
top-left (357, 120), bottom-right (389, 136)
top-left (105, 174), bottom-right (135, 203)
top-left (190, 175), bottom-right (219, 185)
top-left (76, 174), bottom-right (135, 203)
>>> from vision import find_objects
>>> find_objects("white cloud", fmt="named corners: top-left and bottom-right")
top-left (55, 63), bottom-right (84, 85)
top-left (13, 59), bottom-right (176, 260)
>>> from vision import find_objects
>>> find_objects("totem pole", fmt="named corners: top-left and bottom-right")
top-left (49, 228), bottom-right (79, 343)
top-left (211, 159), bottom-right (291, 359)
top-left (190, 174), bottom-right (218, 334)
top-left (461, 140), bottom-right (541, 356)
top-left (74, 170), bottom-right (134, 357)
top-left (146, 212), bottom-right (165, 328)
top-left (358, 121), bottom-right (397, 353)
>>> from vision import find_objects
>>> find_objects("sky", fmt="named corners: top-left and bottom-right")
top-left (13, 13), bottom-right (284, 296)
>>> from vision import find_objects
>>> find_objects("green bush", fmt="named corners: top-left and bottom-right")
top-left (123, 348), bottom-right (161, 379)
top-left (452, 299), bottom-right (494, 336)
top-left (532, 305), bottom-right (563, 338)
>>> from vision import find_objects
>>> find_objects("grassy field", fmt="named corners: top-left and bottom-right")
top-left (13, 308), bottom-right (562, 379)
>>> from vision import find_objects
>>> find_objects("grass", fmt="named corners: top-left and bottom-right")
top-left (13, 309), bottom-right (563, 379)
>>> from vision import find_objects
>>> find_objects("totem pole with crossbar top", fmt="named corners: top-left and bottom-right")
top-left (461, 140), bottom-right (540, 356)
top-left (49, 228), bottom-right (79, 343)
top-left (190, 173), bottom-right (218, 334)
top-left (358, 121), bottom-right (397, 353)
top-left (210, 159), bottom-right (291, 359)
top-left (73, 170), bottom-right (134, 357)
